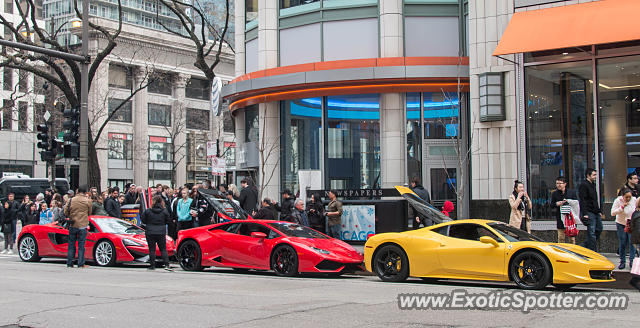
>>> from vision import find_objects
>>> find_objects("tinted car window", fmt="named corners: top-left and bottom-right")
top-left (269, 222), bottom-right (328, 239)
top-left (448, 223), bottom-right (501, 242)
top-left (237, 223), bottom-right (277, 239)
top-left (488, 222), bottom-right (542, 242)
top-left (432, 225), bottom-right (450, 236)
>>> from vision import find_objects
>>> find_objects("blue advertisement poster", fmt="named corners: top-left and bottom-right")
top-left (340, 205), bottom-right (375, 241)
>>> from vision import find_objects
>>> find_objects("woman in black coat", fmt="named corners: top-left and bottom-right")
top-left (141, 195), bottom-right (172, 271)
top-left (24, 202), bottom-right (40, 226)
top-left (306, 193), bottom-right (325, 233)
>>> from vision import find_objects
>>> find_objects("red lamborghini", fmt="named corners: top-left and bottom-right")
top-left (176, 220), bottom-right (364, 276)
top-left (17, 216), bottom-right (176, 266)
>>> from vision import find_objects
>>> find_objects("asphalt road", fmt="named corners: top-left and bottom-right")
top-left (0, 254), bottom-right (639, 328)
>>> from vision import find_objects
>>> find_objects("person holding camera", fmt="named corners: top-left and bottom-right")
top-left (64, 185), bottom-right (92, 268)
top-left (550, 176), bottom-right (578, 244)
top-left (509, 180), bottom-right (532, 233)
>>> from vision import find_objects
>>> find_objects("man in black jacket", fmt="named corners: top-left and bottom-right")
top-left (124, 184), bottom-right (138, 205)
top-left (409, 177), bottom-right (432, 228)
top-left (274, 189), bottom-right (295, 221)
top-left (239, 179), bottom-right (258, 213)
top-left (104, 187), bottom-right (122, 218)
top-left (578, 168), bottom-right (603, 252)
top-left (252, 199), bottom-right (277, 220)
top-left (549, 176), bottom-right (578, 244)
top-left (619, 172), bottom-right (640, 198)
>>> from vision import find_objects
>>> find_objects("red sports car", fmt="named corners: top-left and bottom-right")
top-left (17, 216), bottom-right (176, 267)
top-left (176, 220), bottom-right (364, 276)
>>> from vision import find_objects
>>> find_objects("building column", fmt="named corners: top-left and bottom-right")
top-left (380, 93), bottom-right (406, 188)
top-left (235, 0), bottom-right (246, 76)
top-left (379, 0), bottom-right (405, 188)
top-left (255, 0), bottom-right (279, 199)
top-left (258, 101), bottom-right (279, 200)
top-left (173, 73), bottom-right (189, 187)
top-left (379, 0), bottom-right (403, 58)
top-left (133, 68), bottom-right (149, 187)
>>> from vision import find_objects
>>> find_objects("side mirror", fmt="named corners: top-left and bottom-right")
top-left (251, 232), bottom-right (267, 240)
top-left (479, 236), bottom-right (499, 247)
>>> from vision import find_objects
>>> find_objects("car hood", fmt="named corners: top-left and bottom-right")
top-left (288, 237), bottom-right (363, 259)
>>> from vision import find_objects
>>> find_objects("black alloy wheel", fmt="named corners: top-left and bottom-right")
top-left (373, 244), bottom-right (409, 282)
top-left (510, 251), bottom-right (552, 290)
top-left (177, 240), bottom-right (204, 271)
top-left (271, 245), bottom-right (299, 277)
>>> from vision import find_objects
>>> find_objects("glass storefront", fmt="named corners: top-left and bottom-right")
top-left (406, 93), bottom-right (422, 181)
top-left (280, 98), bottom-right (322, 193)
top-left (525, 45), bottom-right (640, 219)
top-left (326, 94), bottom-right (380, 189)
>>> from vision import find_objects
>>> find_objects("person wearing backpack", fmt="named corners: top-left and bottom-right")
top-left (550, 176), bottom-right (578, 244)
top-left (611, 188), bottom-right (637, 270)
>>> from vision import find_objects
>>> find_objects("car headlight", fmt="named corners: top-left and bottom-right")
top-left (123, 238), bottom-right (144, 247)
top-left (311, 247), bottom-right (330, 255)
top-left (551, 245), bottom-right (590, 261)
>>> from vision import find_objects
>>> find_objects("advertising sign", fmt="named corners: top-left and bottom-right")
top-left (339, 205), bottom-right (375, 241)
top-left (121, 205), bottom-right (142, 226)
top-left (206, 141), bottom-right (217, 158)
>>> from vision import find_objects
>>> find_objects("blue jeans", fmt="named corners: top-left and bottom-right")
top-left (67, 227), bottom-right (87, 267)
top-left (328, 224), bottom-right (341, 239)
top-left (582, 212), bottom-right (603, 252)
top-left (617, 223), bottom-right (636, 265)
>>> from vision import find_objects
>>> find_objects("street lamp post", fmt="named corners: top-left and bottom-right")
top-left (79, 0), bottom-right (89, 187)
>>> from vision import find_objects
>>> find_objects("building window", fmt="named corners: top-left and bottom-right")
top-left (108, 98), bottom-right (132, 123)
top-left (17, 101), bottom-right (27, 131)
top-left (326, 94), bottom-right (380, 189)
top-left (3, 68), bottom-right (12, 91)
top-left (148, 73), bottom-right (172, 95)
top-left (148, 169), bottom-right (172, 188)
top-left (186, 108), bottom-right (210, 130)
top-left (2, 100), bottom-right (12, 130)
top-left (423, 92), bottom-right (459, 139)
top-left (280, 0), bottom-right (319, 9)
top-left (108, 64), bottom-right (132, 90)
top-left (4, 0), bottom-right (12, 14)
top-left (185, 77), bottom-right (210, 100)
top-left (525, 61), bottom-right (594, 221)
top-left (406, 93), bottom-right (422, 182)
top-left (245, 105), bottom-right (259, 143)
top-left (223, 110), bottom-right (235, 133)
top-left (149, 136), bottom-right (172, 162)
top-left (18, 70), bottom-right (28, 93)
top-left (280, 98), bottom-right (322, 193)
top-left (108, 133), bottom-right (133, 160)
top-left (148, 103), bottom-right (171, 127)
top-left (245, 0), bottom-right (257, 23)
top-left (33, 103), bottom-right (45, 131)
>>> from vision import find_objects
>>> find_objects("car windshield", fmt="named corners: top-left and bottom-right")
top-left (95, 218), bottom-right (144, 235)
top-left (269, 223), bottom-right (328, 239)
top-left (488, 222), bottom-right (543, 242)
top-left (198, 189), bottom-right (249, 220)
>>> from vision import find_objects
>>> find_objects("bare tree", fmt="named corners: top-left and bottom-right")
top-left (0, 0), bottom-right (133, 188)
top-left (155, 0), bottom-right (232, 81)
top-left (163, 101), bottom-right (187, 187)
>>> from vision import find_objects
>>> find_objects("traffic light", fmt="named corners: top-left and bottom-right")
top-left (62, 107), bottom-right (80, 159)
top-left (36, 124), bottom-right (54, 161)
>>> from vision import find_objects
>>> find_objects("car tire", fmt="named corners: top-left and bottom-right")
top-left (177, 240), bottom-right (204, 271)
top-left (271, 245), bottom-right (299, 277)
top-left (94, 240), bottom-right (117, 267)
top-left (552, 283), bottom-right (576, 291)
top-left (510, 251), bottom-right (551, 290)
top-left (373, 244), bottom-right (410, 282)
top-left (18, 235), bottom-right (41, 262)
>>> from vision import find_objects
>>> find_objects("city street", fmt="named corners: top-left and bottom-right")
top-left (0, 254), bottom-right (639, 328)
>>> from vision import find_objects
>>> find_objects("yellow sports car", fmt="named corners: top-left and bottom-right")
top-left (364, 186), bottom-right (615, 290)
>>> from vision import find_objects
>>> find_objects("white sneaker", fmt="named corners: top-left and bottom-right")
top-left (0, 249), bottom-right (7, 254)
top-left (6, 249), bottom-right (13, 255)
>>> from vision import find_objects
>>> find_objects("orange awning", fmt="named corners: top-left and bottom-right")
top-left (493, 0), bottom-right (640, 56)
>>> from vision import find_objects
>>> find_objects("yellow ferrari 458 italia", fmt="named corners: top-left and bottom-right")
top-left (364, 186), bottom-right (615, 290)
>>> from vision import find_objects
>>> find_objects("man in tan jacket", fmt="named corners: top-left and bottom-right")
top-left (64, 185), bottom-right (92, 268)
